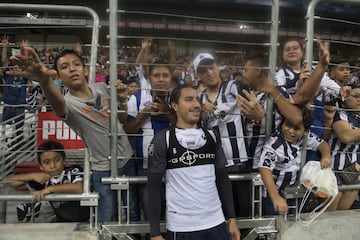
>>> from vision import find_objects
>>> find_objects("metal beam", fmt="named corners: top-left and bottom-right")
top-left (0, 17), bottom-right (87, 25)
top-left (101, 218), bottom-right (277, 234)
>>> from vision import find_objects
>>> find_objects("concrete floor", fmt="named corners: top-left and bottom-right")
top-left (276, 209), bottom-right (360, 240)
top-left (0, 222), bottom-right (99, 240)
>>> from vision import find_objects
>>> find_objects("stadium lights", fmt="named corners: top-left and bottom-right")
top-left (239, 24), bottom-right (249, 29)
top-left (26, 13), bottom-right (37, 20)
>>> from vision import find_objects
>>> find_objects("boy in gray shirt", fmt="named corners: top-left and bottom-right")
top-left (11, 48), bottom-right (132, 222)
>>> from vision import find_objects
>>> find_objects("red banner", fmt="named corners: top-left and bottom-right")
top-left (37, 111), bottom-right (84, 149)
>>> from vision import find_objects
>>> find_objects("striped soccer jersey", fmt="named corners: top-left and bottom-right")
top-left (27, 166), bottom-right (89, 222)
top-left (200, 80), bottom-right (248, 166)
top-left (244, 87), bottom-right (288, 169)
top-left (275, 67), bottom-right (300, 95)
top-left (329, 110), bottom-right (360, 171)
top-left (259, 131), bottom-right (322, 195)
top-left (275, 66), bottom-right (340, 102)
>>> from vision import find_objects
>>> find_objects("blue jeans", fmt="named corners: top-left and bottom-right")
top-left (92, 160), bottom-right (140, 223)
top-left (92, 170), bottom-right (116, 223)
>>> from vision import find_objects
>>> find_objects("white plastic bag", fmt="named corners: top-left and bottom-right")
top-left (299, 161), bottom-right (338, 226)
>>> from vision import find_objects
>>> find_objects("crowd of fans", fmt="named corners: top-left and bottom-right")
top-left (1, 34), bottom-right (360, 239)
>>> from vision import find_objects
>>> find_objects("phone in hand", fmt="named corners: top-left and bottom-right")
top-left (153, 94), bottom-right (166, 103)
top-left (237, 82), bottom-right (251, 101)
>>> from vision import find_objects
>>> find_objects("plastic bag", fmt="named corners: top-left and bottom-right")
top-left (299, 161), bottom-right (338, 226)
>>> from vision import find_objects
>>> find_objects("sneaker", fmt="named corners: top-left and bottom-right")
top-left (338, 162), bottom-right (359, 185)
top-left (16, 203), bottom-right (29, 222)
top-left (16, 202), bottom-right (42, 222)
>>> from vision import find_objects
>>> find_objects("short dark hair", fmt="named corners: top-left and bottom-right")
top-left (329, 58), bottom-right (349, 74)
top-left (149, 60), bottom-right (171, 75)
top-left (37, 141), bottom-right (66, 164)
top-left (302, 107), bottom-right (314, 131)
top-left (53, 49), bottom-right (84, 73)
top-left (169, 84), bottom-right (195, 118)
top-left (125, 76), bottom-right (138, 85)
top-left (170, 84), bottom-right (194, 104)
top-left (245, 53), bottom-right (269, 70)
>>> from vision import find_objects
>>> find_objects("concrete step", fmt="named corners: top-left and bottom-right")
top-left (0, 222), bottom-right (98, 240)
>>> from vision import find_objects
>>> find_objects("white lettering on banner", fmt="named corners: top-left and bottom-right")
top-left (192, 25), bottom-right (204, 31)
top-left (43, 120), bottom-right (55, 139)
top-left (154, 23), bottom-right (166, 29)
top-left (205, 26), bottom-right (217, 32)
top-left (128, 22), bottom-right (141, 28)
top-left (168, 24), bottom-right (179, 30)
top-left (42, 120), bottom-right (81, 140)
top-left (180, 24), bottom-right (192, 30)
top-left (141, 23), bottom-right (154, 28)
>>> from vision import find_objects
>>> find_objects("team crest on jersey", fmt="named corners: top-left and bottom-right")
top-left (181, 151), bottom-right (197, 166)
top-left (263, 151), bottom-right (276, 168)
top-left (340, 112), bottom-right (347, 121)
top-left (172, 148), bottom-right (177, 154)
top-left (148, 144), bottom-right (154, 156)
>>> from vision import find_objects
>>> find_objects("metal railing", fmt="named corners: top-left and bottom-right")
top-left (283, 0), bottom-right (360, 221)
top-left (0, 110), bottom-right (37, 182)
top-left (100, 174), bottom-right (277, 240)
top-left (103, 0), bottom-right (280, 239)
top-left (0, 3), bottom-right (100, 232)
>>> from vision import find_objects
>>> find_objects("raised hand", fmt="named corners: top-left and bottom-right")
top-left (339, 86), bottom-right (351, 101)
top-left (1, 35), bottom-right (9, 47)
top-left (168, 40), bottom-right (175, 51)
top-left (316, 38), bottom-right (330, 67)
top-left (237, 90), bottom-right (265, 121)
top-left (9, 47), bottom-right (56, 84)
top-left (141, 38), bottom-right (153, 50)
top-left (116, 80), bottom-right (128, 102)
top-left (20, 39), bottom-right (30, 49)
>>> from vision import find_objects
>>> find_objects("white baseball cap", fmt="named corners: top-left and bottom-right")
top-left (193, 53), bottom-right (215, 74)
